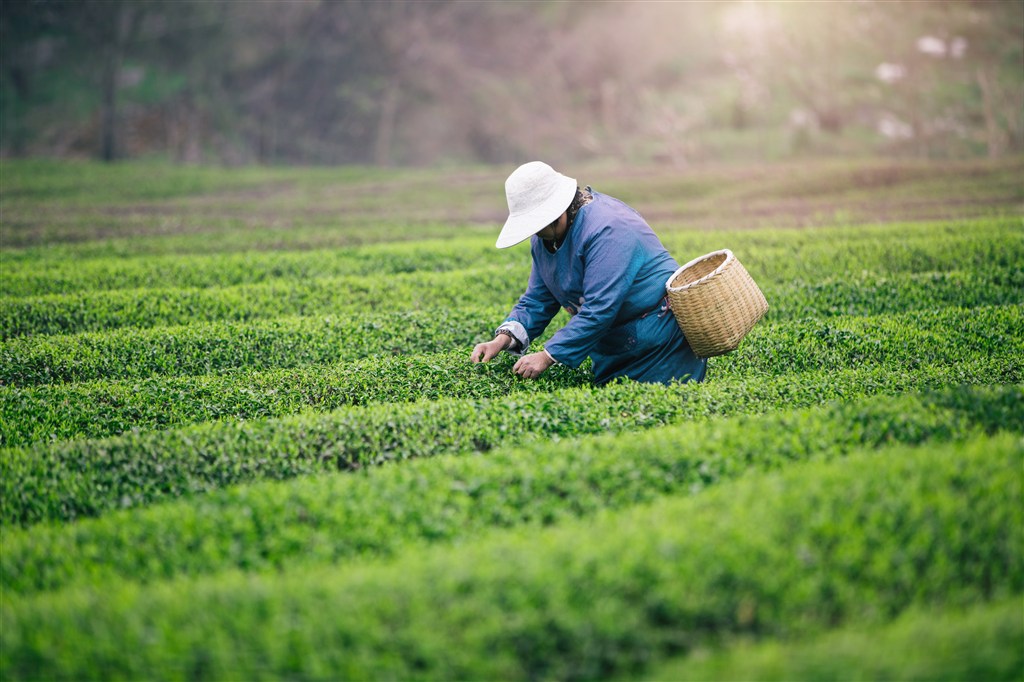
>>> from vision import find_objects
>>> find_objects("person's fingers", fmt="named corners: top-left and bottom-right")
top-left (471, 343), bottom-right (488, 363)
top-left (513, 353), bottom-right (551, 379)
top-left (513, 358), bottom-right (539, 379)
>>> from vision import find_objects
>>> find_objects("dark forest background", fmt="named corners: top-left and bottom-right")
top-left (2, 0), bottom-right (1022, 166)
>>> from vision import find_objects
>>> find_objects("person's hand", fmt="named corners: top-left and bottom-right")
top-left (513, 351), bottom-right (555, 379)
top-left (470, 335), bottom-right (510, 364)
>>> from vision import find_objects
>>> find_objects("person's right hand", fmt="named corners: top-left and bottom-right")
top-left (470, 335), bottom-right (510, 364)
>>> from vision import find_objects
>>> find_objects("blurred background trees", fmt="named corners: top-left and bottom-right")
top-left (1, 0), bottom-right (1021, 166)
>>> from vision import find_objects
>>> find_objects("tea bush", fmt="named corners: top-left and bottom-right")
top-left (5, 215), bottom-right (1018, 288)
top-left (3, 303), bottom-right (1020, 445)
top-left (0, 267), bottom-right (527, 339)
top-left (2, 300), bottom-right (1018, 390)
top-left (3, 358), bottom-right (1019, 528)
top-left (0, 306), bottom-right (528, 386)
top-left (2, 434), bottom-right (1018, 680)
top-left (643, 598), bottom-right (1024, 682)
top-left (0, 349), bottom-right (588, 446)
top-left (2, 162), bottom-right (1020, 680)
top-left (3, 385), bottom-right (1019, 595)
top-left (0, 239), bottom-right (508, 298)
top-left (4, 217), bottom-right (1021, 338)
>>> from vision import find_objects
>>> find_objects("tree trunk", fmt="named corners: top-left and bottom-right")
top-left (99, 2), bottom-right (125, 162)
top-left (100, 55), bottom-right (118, 161)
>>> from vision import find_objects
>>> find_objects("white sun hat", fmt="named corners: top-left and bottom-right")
top-left (496, 161), bottom-right (577, 249)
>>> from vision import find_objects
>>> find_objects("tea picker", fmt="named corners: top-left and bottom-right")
top-left (470, 161), bottom-right (766, 385)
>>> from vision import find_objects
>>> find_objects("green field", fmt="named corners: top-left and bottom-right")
top-left (1, 157), bottom-right (1022, 680)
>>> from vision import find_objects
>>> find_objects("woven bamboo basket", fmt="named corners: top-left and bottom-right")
top-left (665, 249), bottom-right (768, 358)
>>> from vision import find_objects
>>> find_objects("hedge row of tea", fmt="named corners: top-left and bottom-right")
top-left (3, 303), bottom-right (1020, 446)
top-left (3, 385), bottom-right (1020, 595)
top-left (3, 216), bottom-right (1020, 288)
top-left (3, 434), bottom-right (1020, 679)
top-left (3, 218), bottom-right (1021, 338)
top-left (0, 239), bottom-right (508, 297)
top-left (3, 302), bottom-right (1020, 523)
top-left (1, 161), bottom-right (1021, 680)
top-left (5, 353), bottom-right (1019, 527)
top-left (2, 271), bottom-right (1021, 386)
top-left (644, 598), bottom-right (1024, 682)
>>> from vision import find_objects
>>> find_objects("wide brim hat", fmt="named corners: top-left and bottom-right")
top-left (496, 161), bottom-right (577, 249)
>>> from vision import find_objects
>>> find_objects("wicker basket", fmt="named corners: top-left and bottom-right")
top-left (665, 249), bottom-right (768, 358)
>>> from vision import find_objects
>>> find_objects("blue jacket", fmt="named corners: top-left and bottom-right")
top-left (502, 190), bottom-right (706, 385)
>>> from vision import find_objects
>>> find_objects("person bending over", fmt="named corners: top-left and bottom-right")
top-left (470, 161), bottom-right (706, 385)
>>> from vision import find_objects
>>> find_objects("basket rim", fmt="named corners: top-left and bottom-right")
top-left (665, 248), bottom-right (734, 292)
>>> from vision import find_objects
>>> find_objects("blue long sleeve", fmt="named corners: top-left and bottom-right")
top-left (504, 263), bottom-right (561, 347)
top-left (543, 224), bottom-right (644, 368)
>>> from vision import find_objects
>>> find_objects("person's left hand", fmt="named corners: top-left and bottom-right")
top-left (513, 351), bottom-right (555, 379)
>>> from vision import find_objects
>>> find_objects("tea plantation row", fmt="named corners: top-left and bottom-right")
top-left (3, 216), bottom-right (1018, 296)
top-left (3, 433), bottom-right (1019, 680)
top-left (3, 314), bottom-right (1020, 527)
top-left (1, 159), bottom-right (1021, 680)
top-left (2, 270), bottom-right (1021, 387)
top-left (1, 239), bottom-right (505, 297)
top-left (2, 217), bottom-right (1020, 338)
top-left (0, 266), bottom-right (520, 340)
top-left (645, 598), bottom-right (1023, 682)
top-left (1, 307), bottom-right (511, 386)
top-left (3, 384), bottom-right (1019, 595)
top-left (2, 303), bottom-right (1020, 446)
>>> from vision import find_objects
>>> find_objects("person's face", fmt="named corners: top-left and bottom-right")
top-left (536, 212), bottom-right (566, 241)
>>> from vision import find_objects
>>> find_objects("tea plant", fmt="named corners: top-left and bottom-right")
top-left (3, 385), bottom-right (1018, 595)
top-left (2, 434), bottom-right (1018, 680)
top-left (4, 217), bottom-right (1020, 338)
top-left (1, 160), bottom-right (1020, 681)
top-left (645, 598), bottom-right (1024, 682)
top-left (3, 303), bottom-right (1020, 445)
top-left (3, 357), bottom-right (1019, 528)
top-left (0, 267), bottom-right (527, 339)
top-left (0, 239), bottom-right (507, 298)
